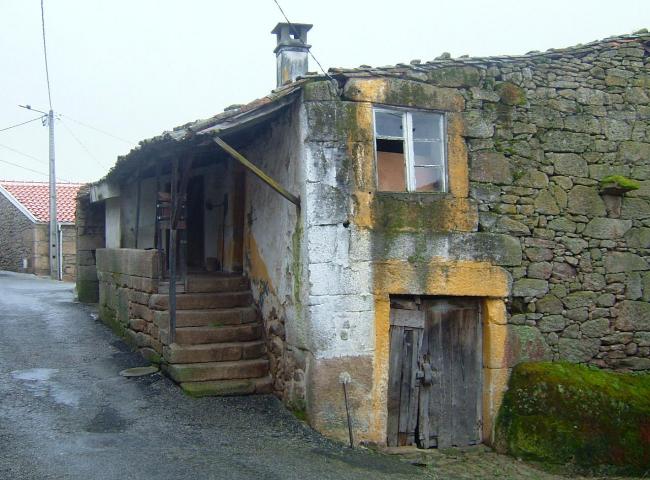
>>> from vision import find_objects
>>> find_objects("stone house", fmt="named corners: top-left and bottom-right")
top-left (0, 180), bottom-right (81, 280)
top-left (76, 26), bottom-right (650, 449)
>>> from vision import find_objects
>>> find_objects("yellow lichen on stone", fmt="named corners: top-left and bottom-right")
top-left (343, 78), bottom-right (465, 112)
top-left (245, 233), bottom-right (276, 294)
top-left (482, 367), bottom-right (511, 443)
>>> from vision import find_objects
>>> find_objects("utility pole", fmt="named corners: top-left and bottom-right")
top-left (48, 109), bottom-right (59, 280)
top-left (20, 104), bottom-right (59, 280)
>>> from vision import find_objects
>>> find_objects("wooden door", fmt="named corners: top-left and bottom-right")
top-left (387, 297), bottom-right (482, 448)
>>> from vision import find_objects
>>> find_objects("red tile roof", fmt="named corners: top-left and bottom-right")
top-left (0, 181), bottom-right (84, 223)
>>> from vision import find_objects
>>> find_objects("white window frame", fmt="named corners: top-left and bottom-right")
top-left (373, 107), bottom-right (447, 193)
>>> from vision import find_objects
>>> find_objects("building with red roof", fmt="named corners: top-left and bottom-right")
top-left (0, 180), bottom-right (83, 280)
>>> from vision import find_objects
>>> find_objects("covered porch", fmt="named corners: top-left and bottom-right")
top-left (77, 84), bottom-right (304, 396)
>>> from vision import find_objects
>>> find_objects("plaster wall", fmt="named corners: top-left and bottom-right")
top-left (241, 104), bottom-right (308, 406)
top-left (105, 197), bottom-right (121, 248)
top-left (300, 82), bottom-right (515, 445)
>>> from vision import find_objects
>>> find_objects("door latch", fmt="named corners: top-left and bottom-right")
top-left (416, 362), bottom-right (437, 385)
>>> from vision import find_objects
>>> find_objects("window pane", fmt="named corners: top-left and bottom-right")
top-left (413, 141), bottom-right (444, 166)
top-left (377, 150), bottom-right (406, 191)
top-left (412, 112), bottom-right (443, 141)
top-left (414, 166), bottom-right (444, 192)
top-left (375, 111), bottom-right (403, 138)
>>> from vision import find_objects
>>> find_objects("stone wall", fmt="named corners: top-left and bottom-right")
top-left (96, 248), bottom-right (162, 362)
top-left (61, 224), bottom-right (76, 281)
top-left (0, 192), bottom-right (35, 273)
top-left (455, 33), bottom-right (650, 371)
top-left (294, 31), bottom-right (650, 444)
top-left (76, 188), bottom-right (105, 302)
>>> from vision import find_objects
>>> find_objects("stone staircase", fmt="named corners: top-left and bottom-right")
top-left (150, 274), bottom-right (272, 397)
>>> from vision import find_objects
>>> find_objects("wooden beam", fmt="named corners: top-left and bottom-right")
top-left (213, 136), bottom-right (300, 208)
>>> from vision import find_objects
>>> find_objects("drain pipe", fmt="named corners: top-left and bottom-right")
top-left (339, 372), bottom-right (354, 448)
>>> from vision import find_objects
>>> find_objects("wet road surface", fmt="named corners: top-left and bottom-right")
top-left (0, 272), bottom-right (423, 480)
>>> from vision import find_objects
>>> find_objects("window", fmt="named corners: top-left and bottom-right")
top-left (374, 108), bottom-right (446, 193)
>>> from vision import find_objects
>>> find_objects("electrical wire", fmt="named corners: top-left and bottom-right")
top-left (0, 116), bottom-right (45, 133)
top-left (271, 0), bottom-right (334, 82)
top-left (58, 114), bottom-right (135, 145)
top-left (0, 143), bottom-right (48, 165)
top-left (0, 157), bottom-right (49, 178)
top-left (58, 118), bottom-right (108, 170)
top-left (41, 0), bottom-right (53, 110)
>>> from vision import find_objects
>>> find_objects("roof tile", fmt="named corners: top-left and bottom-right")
top-left (0, 181), bottom-right (84, 223)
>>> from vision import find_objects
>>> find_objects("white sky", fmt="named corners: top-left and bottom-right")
top-left (0, 0), bottom-right (648, 183)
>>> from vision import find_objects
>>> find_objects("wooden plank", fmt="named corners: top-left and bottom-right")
top-left (386, 325), bottom-right (404, 447)
top-left (390, 297), bottom-right (419, 311)
top-left (213, 137), bottom-right (300, 207)
top-left (426, 307), bottom-right (443, 448)
top-left (398, 329), bottom-right (414, 443)
top-left (438, 307), bottom-right (454, 449)
top-left (406, 328), bottom-right (422, 445)
top-left (451, 308), bottom-right (469, 446)
top-left (417, 316), bottom-right (431, 448)
top-left (390, 309), bottom-right (425, 328)
top-left (467, 306), bottom-right (483, 444)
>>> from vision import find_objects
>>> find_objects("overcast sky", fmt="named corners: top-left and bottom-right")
top-left (0, 0), bottom-right (648, 183)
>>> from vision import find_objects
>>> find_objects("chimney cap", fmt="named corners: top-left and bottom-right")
top-left (272, 22), bottom-right (312, 49)
top-left (271, 22), bottom-right (312, 36)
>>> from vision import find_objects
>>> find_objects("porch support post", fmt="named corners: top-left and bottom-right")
top-left (168, 156), bottom-right (179, 345)
top-left (212, 136), bottom-right (300, 208)
top-left (134, 165), bottom-right (141, 249)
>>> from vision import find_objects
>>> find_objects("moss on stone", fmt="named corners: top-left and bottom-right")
top-left (99, 304), bottom-right (126, 338)
top-left (288, 398), bottom-right (309, 422)
top-left (76, 279), bottom-right (99, 303)
top-left (426, 66), bottom-right (481, 87)
top-left (600, 175), bottom-right (640, 191)
top-left (495, 362), bottom-right (650, 473)
top-left (495, 82), bottom-right (527, 106)
top-left (383, 80), bottom-right (440, 109)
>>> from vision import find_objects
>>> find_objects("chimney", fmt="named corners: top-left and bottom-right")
top-left (272, 22), bottom-right (312, 87)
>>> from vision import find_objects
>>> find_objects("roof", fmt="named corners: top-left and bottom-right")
top-left (99, 30), bottom-right (649, 183)
top-left (0, 181), bottom-right (84, 223)
top-left (326, 30), bottom-right (649, 78)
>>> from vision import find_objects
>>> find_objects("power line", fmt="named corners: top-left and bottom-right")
top-left (40, 0), bottom-right (53, 110)
top-left (59, 114), bottom-right (135, 145)
top-left (0, 157), bottom-right (49, 178)
top-left (58, 118), bottom-right (108, 169)
top-left (0, 116), bottom-right (45, 133)
top-left (271, 0), bottom-right (333, 82)
top-left (0, 143), bottom-right (48, 165)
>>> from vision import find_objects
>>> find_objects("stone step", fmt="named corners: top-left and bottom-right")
top-left (161, 323), bottom-right (263, 345)
top-left (149, 291), bottom-right (252, 310)
top-left (165, 358), bottom-right (269, 383)
top-left (153, 306), bottom-right (258, 329)
top-left (180, 375), bottom-right (273, 397)
top-left (163, 340), bottom-right (266, 364)
top-left (158, 281), bottom-right (185, 294)
top-left (185, 275), bottom-right (249, 293)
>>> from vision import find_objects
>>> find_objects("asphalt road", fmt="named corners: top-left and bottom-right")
top-left (0, 272), bottom-right (423, 480)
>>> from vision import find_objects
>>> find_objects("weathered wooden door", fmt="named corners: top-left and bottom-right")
top-left (387, 297), bottom-right (482, 448)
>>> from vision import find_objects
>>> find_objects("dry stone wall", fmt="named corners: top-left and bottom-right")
top-left (455, 33), bottom-right (650, 370)
top-left (76, 188), bottom-right (105, 301)
top-left (0, 193), bottom-right (34, 273)
top-left (96, 248), bottom-right (163, 363)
